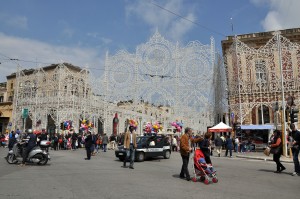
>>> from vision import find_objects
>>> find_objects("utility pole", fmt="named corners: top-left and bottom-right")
top-left (277, 32), bottom-right (288, 157)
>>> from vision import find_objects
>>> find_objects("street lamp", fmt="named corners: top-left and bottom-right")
top-left (139, 116), bottom-right (142, 136)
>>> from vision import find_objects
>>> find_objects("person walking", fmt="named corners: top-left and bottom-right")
top-left (214, 135), bottom-right (223, 157)
top-left (122, 125), bottom-right (137, 169)
top-left (234, 137), bottom-right (240, 153)
top-left (8, 131), bottom-right (17, 150)
top-left (179, 127), bottom-right (203, 181)
top-left (71, 131), bottom-right (77, 151)
top-left (288, 124), bottom-right (300, 176)
top-left (270, 130), bottom-right (285, 173)
top-left (110, 134), bottom-right (116, 150)
top-left (172, 135), bottom-right (178, 152)
top-left (51, 133), bottom-right (59, 151)
top-left (102, 133), bottom-right (109, 152)
top-left (224, 135), bottom-right (233, 157)
top-left (84, 130), bottom-right (93, 160)
top-left (199, 132), bottom-right (212, 164)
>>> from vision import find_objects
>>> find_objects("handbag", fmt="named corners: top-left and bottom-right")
top-left (270, 146), bottom-right (280, 155)
top-left (264, 147), bottom-right (271, 156)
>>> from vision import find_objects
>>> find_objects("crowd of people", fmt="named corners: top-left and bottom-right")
top-left (1, 123), bottom-right (299, 178)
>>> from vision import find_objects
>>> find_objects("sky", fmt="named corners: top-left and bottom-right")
top-left (0, 0), bottom-right (300, 82)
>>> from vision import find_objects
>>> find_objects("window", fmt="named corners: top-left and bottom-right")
top-left (255, 60), bottom-right (267, 83)
top-left (258, 105), bottom-right (270, 124)
top-left (0, 96), bottom-right (3, 102)
top-left (11, 83), bottom-right (13, 89)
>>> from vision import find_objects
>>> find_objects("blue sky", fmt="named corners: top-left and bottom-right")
top-left (0, 0), bottom-right (300, 82)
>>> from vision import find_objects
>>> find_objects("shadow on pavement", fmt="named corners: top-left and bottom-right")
top-left (258, 169), bottom-right (291, 175)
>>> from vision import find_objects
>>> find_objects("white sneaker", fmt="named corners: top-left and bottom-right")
top-left (291, 172), bottom-right (298, 176)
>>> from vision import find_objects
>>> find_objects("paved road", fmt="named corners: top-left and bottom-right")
top-left (0, 147), bottom-right (299, 199)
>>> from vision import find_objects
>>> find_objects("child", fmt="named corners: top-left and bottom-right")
top-left (198, 158), bottom-right (216, 174)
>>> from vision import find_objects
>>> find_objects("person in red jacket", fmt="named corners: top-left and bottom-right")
top-left (179, 127), bottom-right (203, 181)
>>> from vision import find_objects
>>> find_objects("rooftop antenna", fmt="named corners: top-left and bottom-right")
top-left (230, 17), bottom-right (234, 35)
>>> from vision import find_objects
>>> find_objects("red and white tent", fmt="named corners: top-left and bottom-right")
top-left (208, 122), bottom-right (232, 132)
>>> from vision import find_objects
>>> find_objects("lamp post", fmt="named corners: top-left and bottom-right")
top-left (276, 32), bottom-right (288, 157)
top-left (139, 116), bottom-right (142, 136)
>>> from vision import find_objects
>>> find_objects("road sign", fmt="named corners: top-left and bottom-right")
top-left (22, 108), bottom-right (29, 119)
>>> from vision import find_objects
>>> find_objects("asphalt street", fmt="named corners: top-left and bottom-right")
top-left (0, 147), bottom-right (299, 199)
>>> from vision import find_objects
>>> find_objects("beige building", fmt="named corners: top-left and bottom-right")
top-left (5, 63), bottom-right (97, 134)
top-left (222, 28), bottom-right (300, 127)
top-left (0, 82), bottom-right (13, 133)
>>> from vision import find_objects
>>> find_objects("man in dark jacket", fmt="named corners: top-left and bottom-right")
top-left (214, 135), bottom-right (223, 157)
top-left (71, 132), bottom-right (78, 150)
top-left (224, 135), bottom-right (233, 157)
top-left (102, 133), bottom-right (109, 152)
top-left (8, 132), bottom-right (17, 150)
top-left (21, 129), bottom-right (36, 166)
top-left (84, 131), bottom-right (93, 160)
top-left (289, 124), bottom-right (300, 176)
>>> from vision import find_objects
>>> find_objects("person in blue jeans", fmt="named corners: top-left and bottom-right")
top-left (102, 133), bottom-right (109, 152)
top-left (289, 124), bottom-right (300, 176)
top-left (122, 125), bottom-right (137, 169)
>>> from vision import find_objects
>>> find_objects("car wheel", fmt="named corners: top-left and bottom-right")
top-left (136, 152), bottom-right (145, 162)
top-left (163, 150), bottom-right (171, 159)
top-left (119, 157), bottom-right (124, 161)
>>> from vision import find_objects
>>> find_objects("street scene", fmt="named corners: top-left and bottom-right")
top-left (0, 147), bottom-right (299, 199)
top-left (1, 1), bottom-right (300, 199)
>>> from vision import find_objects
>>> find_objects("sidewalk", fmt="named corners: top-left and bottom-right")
top-left (235, 151), bottom-right (294, 163)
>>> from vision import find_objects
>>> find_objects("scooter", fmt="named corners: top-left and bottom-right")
top-left (5, 140), bottom-right (51, 165)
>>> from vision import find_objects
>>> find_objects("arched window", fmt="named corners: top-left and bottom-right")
top-left (258, 105), bottom-right (270, 124)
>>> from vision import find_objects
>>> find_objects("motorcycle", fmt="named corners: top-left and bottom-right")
top-left (6, 140), bottom-right (51, 165)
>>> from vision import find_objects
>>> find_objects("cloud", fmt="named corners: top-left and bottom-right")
top-left (0, 32), bottom-right (104, 82)
top-left (252, 0), bottom-right (300, 31)
top-left (0, 14), bottom-right (28, 30)
top-left (100, 37), bottom-right (112, 45)
top-left (125, 0), bottom-right (196, 42)
top-left (87, 32), bottom-right (112, 45)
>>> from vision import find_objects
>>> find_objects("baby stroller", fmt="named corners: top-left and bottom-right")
top-left (192, 148), bottom-right (218, 184)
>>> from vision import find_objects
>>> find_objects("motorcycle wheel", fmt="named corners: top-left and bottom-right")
top-left (36, 154), bottom-right (48, 165)
top-left (6, 154), bottom-right (18, 164)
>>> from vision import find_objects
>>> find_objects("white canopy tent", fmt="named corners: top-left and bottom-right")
top-left (208, 122), bottom-right (232, 132)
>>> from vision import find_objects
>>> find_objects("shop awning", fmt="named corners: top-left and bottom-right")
top-left (208, 122), bottom-right (232, 132)
top-left (240, 124), bottom-right (274, 130)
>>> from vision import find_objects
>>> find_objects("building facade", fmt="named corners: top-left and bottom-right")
top-left (8, 63), bottom-right (106, 134)
top-left (222, 28), bottom-right (300, 127)
top-left (0, 82), bottom-right (13, 133)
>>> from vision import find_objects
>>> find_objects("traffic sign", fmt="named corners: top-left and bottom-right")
top-left (22, 108), bottom-right (29, 119)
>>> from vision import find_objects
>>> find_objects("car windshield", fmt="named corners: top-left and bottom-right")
top-left (136, 137), bottom-right (148, 144)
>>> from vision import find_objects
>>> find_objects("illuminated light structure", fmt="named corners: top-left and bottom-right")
top-left (10, 63), bottom-right (106, 134)
top-left (10, 31), bottom-right (224, 134)
top-left (103, 31), bottom-right (224, 132)
top-left (222, 28), bottom-right (300, 156)
top-left (222, 29), bottom-right (300, 126)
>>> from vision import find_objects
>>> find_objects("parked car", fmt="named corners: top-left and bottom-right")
top-left (115, 135), bottom-right (171, 162)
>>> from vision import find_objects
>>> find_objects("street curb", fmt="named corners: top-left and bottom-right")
top-left (236, 155), bottom-right (293, 163)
